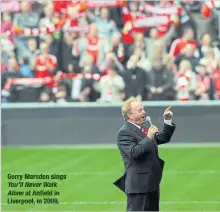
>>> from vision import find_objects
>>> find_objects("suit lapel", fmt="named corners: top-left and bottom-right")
top-left (125, 121), bottom-right (146, 138)
top-left (135, 127), bottom-right (146, 138)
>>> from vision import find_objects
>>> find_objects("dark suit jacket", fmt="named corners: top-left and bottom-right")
top-left (113, 121), bottom-right (176, 194)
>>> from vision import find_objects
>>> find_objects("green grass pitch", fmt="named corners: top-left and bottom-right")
top-left (1, 144), bottom-right (220, 211)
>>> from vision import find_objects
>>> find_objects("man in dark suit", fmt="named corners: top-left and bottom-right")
top-left (113, 97), bottom-right (176, 211)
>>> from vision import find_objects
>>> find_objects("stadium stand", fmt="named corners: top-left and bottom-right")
top-left (1, 0), bottom-right (220, 103)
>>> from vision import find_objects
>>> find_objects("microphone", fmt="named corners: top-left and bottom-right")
top-left (146, 116), bottom-right (160, 139)
top-left (146, 116), bottom-right (153, 126)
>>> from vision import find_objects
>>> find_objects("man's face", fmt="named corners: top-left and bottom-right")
top-left (130, 2), bottom-right (138, 12)
top-left (100, 8), bottom-right (109, 20)
top-left (40, 92), bottom-right (50, 102)
top-left (28, 39), bottom-right (37, 51)
top-left (44, 3), bottom-right (54, 17)
top-left (150, 28), bottom-right (158, 39)
top-left (20, 1), bottom-right (29, 13)
top-left (8, 58), bottom-right (18, 71)
top-left (198, 65), bottom-right (207, 75)
top-left (40, 43), bottom-right (49, 54)
top-left (3, 12), bottom-right (11, 22)
top-left (128, 101), bottom-right (146, 126)
top-left (202, 34), bottom-right (211, 46)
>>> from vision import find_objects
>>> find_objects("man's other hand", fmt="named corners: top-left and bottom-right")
top-left (147, 125), bottom-right (159, 140)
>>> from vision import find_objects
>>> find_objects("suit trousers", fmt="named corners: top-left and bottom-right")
top-left (126, 189), bottom-right (160, 211)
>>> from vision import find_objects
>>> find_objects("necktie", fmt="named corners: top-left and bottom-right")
top-left (140, 126), bottom-right (148, 135)
top-left (140, 126), bottom-right (158, 154)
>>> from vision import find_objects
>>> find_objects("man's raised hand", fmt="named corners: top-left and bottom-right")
top-left (163, 106), bottom-right (173, 120)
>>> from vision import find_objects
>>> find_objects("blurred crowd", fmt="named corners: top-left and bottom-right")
top-left (1, 0), bottom-right (220, 103)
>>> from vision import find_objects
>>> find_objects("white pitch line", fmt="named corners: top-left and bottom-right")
top-left (4, 143), bottom-right (220, 149)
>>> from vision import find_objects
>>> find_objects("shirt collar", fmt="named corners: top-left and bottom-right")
top-left (127, 120), bottom-right (141, 129)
